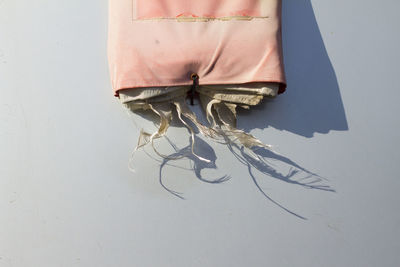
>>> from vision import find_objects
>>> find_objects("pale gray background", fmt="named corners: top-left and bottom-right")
top-left (1, 0), bottom-right (400, 266)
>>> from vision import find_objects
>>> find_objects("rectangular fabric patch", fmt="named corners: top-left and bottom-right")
top-left (133, 0), bottom-right (269, 20)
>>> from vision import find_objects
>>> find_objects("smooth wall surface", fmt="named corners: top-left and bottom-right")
top-left (1, 1), bottom-right (399, 266)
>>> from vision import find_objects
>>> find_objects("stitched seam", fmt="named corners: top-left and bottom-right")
top-left (131, 0), bottom-right (269, 22)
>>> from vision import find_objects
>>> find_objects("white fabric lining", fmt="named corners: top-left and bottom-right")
top-left (120, 83), bottom-right (279, 162)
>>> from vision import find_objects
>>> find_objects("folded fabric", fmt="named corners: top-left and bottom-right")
top-left (108, 0), bottom-right (287, 161)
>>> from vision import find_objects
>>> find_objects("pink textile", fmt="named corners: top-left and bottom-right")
top-left (134, 0), bottom-right (265, 19)
top-left (108, 0), bottom-right (286, 97)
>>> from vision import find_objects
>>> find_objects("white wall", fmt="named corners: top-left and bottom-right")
top-left (1, 0), bottom-right (399, 266)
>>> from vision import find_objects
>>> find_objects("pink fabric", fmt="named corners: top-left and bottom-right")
top-left (134, 0), bottom-right (265, 19)
top-left (108, 0), bottom-right (286, 97)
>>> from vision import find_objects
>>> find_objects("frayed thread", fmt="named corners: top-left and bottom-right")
top-left (124, 94), bottom-right (276, 165)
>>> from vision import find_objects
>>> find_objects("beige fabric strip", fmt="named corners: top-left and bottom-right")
top-left (120, 83), bottom-right (279, 161)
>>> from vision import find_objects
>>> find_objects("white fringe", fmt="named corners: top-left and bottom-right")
top-left (122, 83), bottom-right (279, 163)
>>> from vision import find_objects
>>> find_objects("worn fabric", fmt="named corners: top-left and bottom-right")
top-left (120, 83), bottom-right (279, 161)
top-left (108, 0), bottom-right (286, 96)
top-left (108, 0), bottom-right (286, 160)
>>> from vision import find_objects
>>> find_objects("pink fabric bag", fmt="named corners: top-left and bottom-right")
top-left (108, 0), bottom-right (287, 163)
top-left (108, 0), bottom-right (286, 97)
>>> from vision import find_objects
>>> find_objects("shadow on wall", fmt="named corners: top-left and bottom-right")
top-left (144, 134), bottom-right (333, 220)
top-left (239, 0), bottom-right (348, 137)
